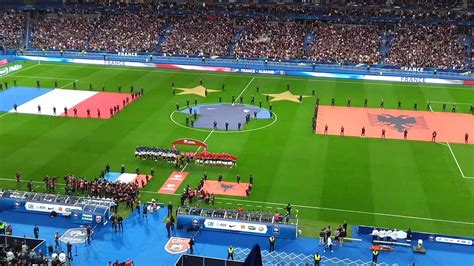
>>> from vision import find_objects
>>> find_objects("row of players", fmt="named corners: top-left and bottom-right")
top-left (323, 125), bottom-right (469, 143)
top-left (135, 146), bottom-right (237, 166)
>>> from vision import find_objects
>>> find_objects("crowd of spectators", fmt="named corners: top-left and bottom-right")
top-left (64, 174), bottom-right (138, 205)
top-left (0, 241), bottom-right (49, 265)
top-left (386, 24), bottom-right (466, 69)
top-left (234, 19), bottom-right (307, 60)
top-left (310, 24), bottom-right (381, 64)
top-left (161, 14), bottom-right (234, 56)
top-left (0, 10), bottom-right (25, 49)
top-left (32, 12), bottom-right (98, 50)
top-left (88, 7), bottom-right (164, 52)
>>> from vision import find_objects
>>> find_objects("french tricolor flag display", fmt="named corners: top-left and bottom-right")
top-left (104, 172), bottom-right (150, 188)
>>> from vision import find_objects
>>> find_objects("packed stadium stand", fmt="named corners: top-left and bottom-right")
top-left (2, 1), bottom-right (472, 69)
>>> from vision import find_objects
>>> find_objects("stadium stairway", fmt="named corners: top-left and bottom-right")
top-left (156, 23), bottom-right (173, 52)
top-left (233, 247), bottom-right (390, 266)
top-left (379, 32), bottom-right (393, 63)
top-left (227, 26), bottom-right (245, 55)
top-left (459, 35), bottom-right (472, 68)
top-left (24, 12), bottom-right (33, 49)
top-left (303, 29), bottom-right (316, 57)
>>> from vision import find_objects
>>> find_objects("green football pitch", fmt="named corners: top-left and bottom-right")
top-left (1, 61), bottom-right (473, 238)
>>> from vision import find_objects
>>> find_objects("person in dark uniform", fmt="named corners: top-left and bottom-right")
top-left (404, 129), bottom-right (408, 139)
top-left (361, 127), bottom-right (366, 138)
top-left (185, 117), bottom-right (189, 127)
top-left (53, 107), bottom-right (56, 115)
top-left (37, 104), bottom-right (41, 113)
top-left (191, 120), bottom-right (194, 128)
top-left (189, 238), bottom-right (195, 254)
top-left (86, 225), bottom-right (92, 245)
top-left (470, 105), bottom-right (474, 114)
top-left (364, 98), bottom-right (368, 107)
top-left (381, 129), bottom-right (386, 139)
top-left (13, 80), bottom-right (17, 87)
top-left (186, 99), bottom-right (190, 107)
top-left (347, 98), bottom-right (351, 107)
top-left (219, 96), bottom-right (222, 103)
top-left (33, 225), bottom-right (39, 239)
top-left (331, 98), bottom-right (335, 106)
top-left (97, 109), bottom-right (101, 118)
top-left (167, 202), bottom-right (173, 217)
top-left (218, 174), bottom-right (223, 182)
top-left (238, 122), bottom-right (242, 131)
top-left (239, 96), bottom-right (243, 104)
top-left (314, 252), bottom-right (321, 266)
top-left (442, 103), bottom-right (446, 112)
top-left (397, 100), bottom-right (401, 110)
top-left (13, 103), bottom-right (17, 112)
top-left (204, 89), bottom-right (208, 97)
top-left (452, 104), bottom-right (456, 113)
top-left (227, 246), bottom-right (234, 260)
top-left (432, 131), bottom-right (437, 142)
top-left (266, 95), bottom-right (270, 102)
top-left (259, 100), bottom-right (262, 108)
top-left (120, 164), bottom-right (125, 174)
top-left (213, 121), bottom-right (217, 130)
top-left (199, 79), bottom-right (203, 85)
top-left (176, 103), bottom-right (179, 111)
top-left (414, 102), bottom-right (417, 110)
top-left (63, 107), bottom-right (68, 116)
top-left (372, 250), bottom-right (379, 263)
top-left (286, 203), bottom-right (292, 216)
top-left (66, 242), bottom-right (72, 260)
top-left (340, 126), bottom-right (344, 136)
top-left (256, 86), bottom-right (259, 93)
top-left (232, 96), bottom-right (236, 103)
top-left (465, 133), bottom-right (469, 144)
top-left (324, 124), bottom-right (328, 135)
top-left (251, 95), bottom-right (255, 104)
top-left (299, 95), bottom-right (303, 102)
top-left (194, 98), bottom-right (197, 106)
top-left (269, 236), bottom-right (276, 252)
top-left (36, 80), bottom-right (40, 88)
top-left (74, 108), bottom-right (78, 117)
top-left (225, 122), bottom-right (229, 131)
top-left (249, 174), bottom-right (253, 184)
top-left (87, 109), bottom-right (91, 118)
top-left (287, 84), bottom-right (290, 91)
top-left (380, 99), bottom-right (384, 108)
top-left (236, 175), bottom-right (241, 183)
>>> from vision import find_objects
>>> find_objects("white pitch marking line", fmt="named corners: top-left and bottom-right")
top-left (429, 106), bottom-right (472, 179)
top-left (233, 77), bottom-right (255, 104)
top-left (59, 79), bottom-right (79, 89)
top-left (180, 129), bottom-right (214, 172)
top-left (9, 75), bottom-right (77, 81)
top-left (446, 142), bottom-right (468, 179)
top-left (428, 100), bottom-right (473, 106)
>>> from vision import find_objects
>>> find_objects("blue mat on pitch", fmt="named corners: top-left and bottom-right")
top-left (104, 172), bottom-right (121, 183)
top-left (0, 87), bottom-right (52, 112)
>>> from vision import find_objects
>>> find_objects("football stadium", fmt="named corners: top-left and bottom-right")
top-left (0, 1), bottom-right (474, 265)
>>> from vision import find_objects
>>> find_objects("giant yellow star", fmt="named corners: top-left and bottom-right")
top-left (176, 85), bottom-right (220, 97)
top-left (263, 91), bottom-right (312, 103)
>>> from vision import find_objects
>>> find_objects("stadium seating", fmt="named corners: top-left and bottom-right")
top-left (0, 10), bottom-right (25, 49)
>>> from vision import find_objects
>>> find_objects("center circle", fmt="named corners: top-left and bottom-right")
top-left (170, 103), bottom-right (277, 133)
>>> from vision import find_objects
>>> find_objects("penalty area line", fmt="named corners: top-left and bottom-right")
top-left (233, 77), bottom-right (255, 104)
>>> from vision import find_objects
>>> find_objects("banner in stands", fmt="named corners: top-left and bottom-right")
top-left (172, 138), bottom-right (208, 152)
top-left (0, 58), bottom-right (8, 66)
top-left (14, 56), bottom-right (473, 86)
top-left (204, 218), bottom-right (268, 234)
top-left (178, 214), bottom-right (297, 239)
top-left (24, 201), bottom-right (82, 215)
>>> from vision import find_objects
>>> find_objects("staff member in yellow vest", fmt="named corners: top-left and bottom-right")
top-left (269, 236), bottom-right (276, 252)
top-left (372, 249), bottom-right (379, 264)
top-left (0, 222), bottom-right (5, 235)
top-left (314, 252), bottom-right (321, 266)
top-left (227, 245), bottom-right (234, 260)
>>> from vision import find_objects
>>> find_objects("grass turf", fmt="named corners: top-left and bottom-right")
top-left (1, 60), bottom-right (473, 238)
